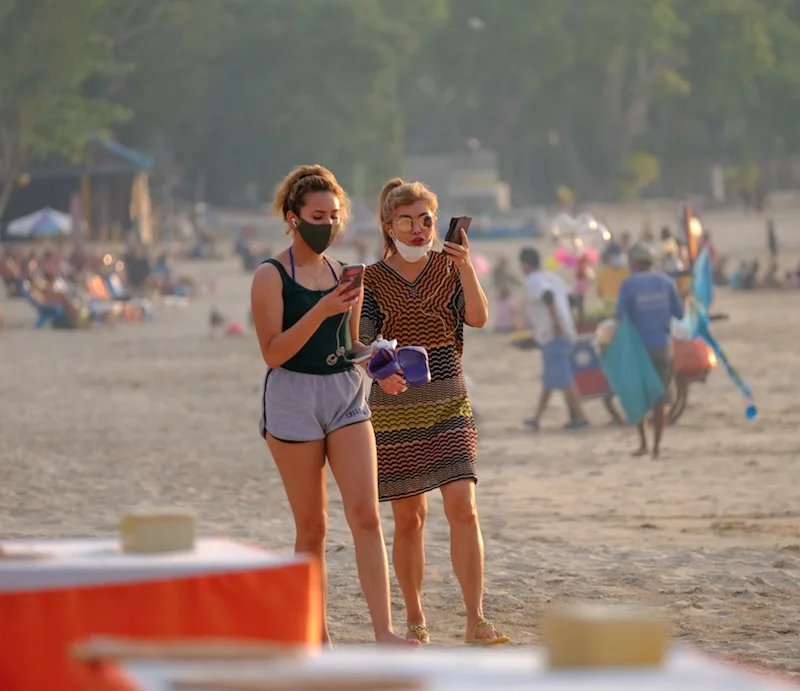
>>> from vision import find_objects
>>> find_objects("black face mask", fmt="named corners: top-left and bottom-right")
top-left (296, 219), bottom-right (337, 254)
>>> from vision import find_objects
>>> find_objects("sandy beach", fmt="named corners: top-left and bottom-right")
top-left (1, 207), bottom-right (798, 678)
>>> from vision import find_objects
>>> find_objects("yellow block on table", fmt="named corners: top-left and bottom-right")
top-left (119, 508), bottom-right (197, 554)
top-left (543, 603), bottom-right (670, 669)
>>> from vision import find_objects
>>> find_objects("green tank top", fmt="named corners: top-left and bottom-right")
top-left (262, 257), bottom-right (353, 375)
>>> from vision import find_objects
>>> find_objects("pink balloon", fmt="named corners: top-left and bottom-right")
top-left (472, 253), bottom-right (490, 277)
top-left (585, 248), bottom-right (599, 264)
top-left (554, 247), bottom-right (578, 268)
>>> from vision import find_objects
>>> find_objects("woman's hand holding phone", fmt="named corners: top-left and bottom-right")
top-left (315, 282), bottom-right (360, 318)
top-left (443, 227), bottom-right (472, 270)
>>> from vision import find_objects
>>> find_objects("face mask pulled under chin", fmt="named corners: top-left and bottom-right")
top-left (394, 238), bottom-right (432, 263)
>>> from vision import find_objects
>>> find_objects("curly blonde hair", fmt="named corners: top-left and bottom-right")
top-left (377, 178), bottom-right (438, 257)
top-left (272, 165), bottom-right (350, 234)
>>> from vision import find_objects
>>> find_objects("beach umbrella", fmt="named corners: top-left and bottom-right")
top-left (6, 208), bottom-right (73, 239)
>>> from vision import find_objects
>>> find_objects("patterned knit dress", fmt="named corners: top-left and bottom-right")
top-left (360, 251), bottom-right (478, 502)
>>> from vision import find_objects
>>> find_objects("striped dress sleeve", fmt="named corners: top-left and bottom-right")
top-left (453, 270), bottom-right (467, 325)
top-left (360, 286), bottom-right (384, 344)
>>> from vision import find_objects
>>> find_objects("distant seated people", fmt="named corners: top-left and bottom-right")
top-left (492, 255), bottom-right (521, 292)
top-left (713, 256), bottom-right (728, 286)
top-left (729, 261), bottom-right (748, 290)
top-left (744, 260), bottom-right (760, 290)
top-left (731, 260), bottom-right (760, 291)
top-left (28, 273), bottom-right (91, 328)
top-left (68, 245), bottom-right (88, 277)
top-left (124, 242), bottom-right (152, 294)
top-left (786, 264), bottom-right (800, 289)
top-left (493, 287), bottom-right (517, 333)
top-left (0, 247), bottom-right (23, 296)
top-left (235, 225), bottom-right (259, 271)
top-left (152, 251), bottom-right (176, 293)
top-left (763, 258), bottom-right (782, 288)
top-left (601, 232), bottom-right (630, 267)
top-left (658, 228), bottom-right (685, 274)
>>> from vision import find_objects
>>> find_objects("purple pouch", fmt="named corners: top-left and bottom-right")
top-left (396, 346), bottom-right (430, 388)
top-left (367, 348), bottom-right (401, 381)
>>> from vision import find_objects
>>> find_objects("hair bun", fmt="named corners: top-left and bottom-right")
top-left (378, 178), bottom-right (404, 212)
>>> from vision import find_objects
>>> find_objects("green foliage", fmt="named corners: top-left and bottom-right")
top-left (4, 0), bottom-right (800, 210)
top-left (0, 0), bottom-right (129, 210)
top-left (618, 152), bottom-right (662, 199)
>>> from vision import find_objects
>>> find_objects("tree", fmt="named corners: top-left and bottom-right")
top-left (0, 0), bottom-right (129, 216)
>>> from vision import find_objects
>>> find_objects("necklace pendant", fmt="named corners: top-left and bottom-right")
top-left (409, 288), bottom-right (418, 297)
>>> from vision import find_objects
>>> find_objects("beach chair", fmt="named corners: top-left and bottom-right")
top-left (19, 280), bottom-right (66, 329)
top-left (105, 272), bottom-right (131, 301)
top-left (84, 274), bottom-right (125, 323)
top-left (89, 273), bottom-right (152, 322)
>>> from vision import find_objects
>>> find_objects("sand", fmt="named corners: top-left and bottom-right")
top-left (1, 206), bottom-right (799, 679)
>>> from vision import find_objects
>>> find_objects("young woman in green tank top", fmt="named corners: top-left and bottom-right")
top-left (250, 165), bottom-right (415, 647)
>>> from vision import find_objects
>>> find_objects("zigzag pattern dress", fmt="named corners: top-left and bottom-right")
top-left (360, 251), bottom-right (478, 502)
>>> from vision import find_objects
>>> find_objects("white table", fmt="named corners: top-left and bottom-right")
top-left (119, 645), bottom-right (798, 691)
top-left (0, 537), bottom-right (302, 592)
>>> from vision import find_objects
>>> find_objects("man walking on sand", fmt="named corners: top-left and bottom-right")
top-left (614, 242), bottom-right (684, 459)
top-left (519, 247), bottom-right (589, 431)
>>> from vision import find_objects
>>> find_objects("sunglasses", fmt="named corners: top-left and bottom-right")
top-left (394, 213), bottom-right (434, 234)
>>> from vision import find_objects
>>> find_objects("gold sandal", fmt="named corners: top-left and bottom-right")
top-left (406, 623), bottom-right (430, 644)
top-left (465, 620), bottom-right (510, 645)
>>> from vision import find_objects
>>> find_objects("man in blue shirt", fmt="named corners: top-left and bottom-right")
top-left (615, 242), bottom-right (684, 459)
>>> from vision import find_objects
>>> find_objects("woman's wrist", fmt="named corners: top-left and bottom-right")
top-left (457, 260), bottom-right (476, 278)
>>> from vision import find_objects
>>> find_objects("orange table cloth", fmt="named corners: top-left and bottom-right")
top-left (0, 537), bottom-right (320, 691)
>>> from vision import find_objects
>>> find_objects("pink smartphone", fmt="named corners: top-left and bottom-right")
top-left (340, 263), bottom-right (365, 290)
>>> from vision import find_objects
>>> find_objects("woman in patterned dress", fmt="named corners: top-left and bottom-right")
top-left (358, 178), bottom-right (510, 645)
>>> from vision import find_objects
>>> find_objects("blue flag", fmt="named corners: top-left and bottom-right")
top-left (683, 248), bottom-right (757, 419)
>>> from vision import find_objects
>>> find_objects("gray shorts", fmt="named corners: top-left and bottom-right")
top-left (259, 367), bottom-right (371, 443)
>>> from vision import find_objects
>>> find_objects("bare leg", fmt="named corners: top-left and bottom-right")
top-left (267, 435), bottom-right (330, 644)
top-left (562, 382), bottom-right (588, 423)
top-left (651, 401), bottom-right (666, 459)
top-left (602, 393), bottom-right (625, 425)
top-left (633, 420), bottom-right (648, 456)
top-left (326, 422), bottom-right (415, 646)
top-left (531, 387), bottom-right (551, 424)
top-left (391, 496), bottom-right (428, 639)
top-left (441, 479), bottom-right (506, 642)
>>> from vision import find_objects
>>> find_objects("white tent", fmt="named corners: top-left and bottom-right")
top-left (7, 207), bottom-right (73, 239)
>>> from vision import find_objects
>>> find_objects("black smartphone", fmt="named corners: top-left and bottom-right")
top-left (340, 263), bottom-right (365, 290)
top-left (445, 216), bottom-right (472, 245)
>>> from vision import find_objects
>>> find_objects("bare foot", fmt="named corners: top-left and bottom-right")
top-left (631, 446), bottom-right (648, 457)
top-left (376, 631), bottom-right (420, 646)
top-left (651, 448), bottom-right (661, 460)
